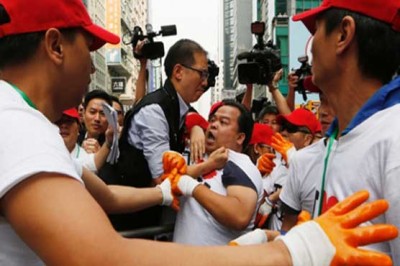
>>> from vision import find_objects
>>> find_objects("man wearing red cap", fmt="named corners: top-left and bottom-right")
top-left (0, 0), bottom-right (397, 265)
top-left (291, 0), bottom-right (400, 263)
top-left (278, 108), bottom-right (320, 150)
top-left (56, 108), bottom-right (112, 173)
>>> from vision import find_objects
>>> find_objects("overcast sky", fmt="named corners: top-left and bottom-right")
top-left (148, 0), bottom-right (220, 116)
top-left (149, 0), bottom-right (220, 59)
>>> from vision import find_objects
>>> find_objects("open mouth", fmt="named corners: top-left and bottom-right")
top-left (206, 131), bottom-right (216, 145)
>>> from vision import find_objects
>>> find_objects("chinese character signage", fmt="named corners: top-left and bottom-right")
top-left (111, 77), bottom-right (126, 92)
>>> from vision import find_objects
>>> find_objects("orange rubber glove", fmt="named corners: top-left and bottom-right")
top-left (279, 190), bottom-right (398, 266)
top-left (317, 190), bottom-right (398, 266)
top-left (254, 198), bottom-right (273, 228)
top-left (271, 133), bottom-right (295, 165)
top-left (161, 151), bottom-right (187, 181)
top-left (256, 153), bottom-right (276, 176)
top-left (296, 210), bottom-right (311, 225)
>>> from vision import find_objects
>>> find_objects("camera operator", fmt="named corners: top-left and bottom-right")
top-left (133, 40), bottom-right (148, 105)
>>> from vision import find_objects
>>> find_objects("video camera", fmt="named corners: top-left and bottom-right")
top-left (204, 59), bottom-right (219, 92)
top-left (293, 55), bottom-right (312, 101)
top-left (126, 24), bottom-right (177, 60)
top-left (237, 21), bottom-right (282, 85)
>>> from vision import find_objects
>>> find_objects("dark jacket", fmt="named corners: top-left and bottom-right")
top-left (98, 79), bottom-right (185, 230)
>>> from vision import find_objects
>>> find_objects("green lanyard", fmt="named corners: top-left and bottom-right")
top-left (10, 83), bottom-right (37, 110)
top-left (317, 127), bottom-right (338, 216)
top-left (75, 145), bottom-right (81, 158)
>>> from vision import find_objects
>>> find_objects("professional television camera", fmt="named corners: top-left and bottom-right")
top-left (293, 55), bottom-right (312, 101)
top-left (124, 24), bottom-right (177, 60)
top-left (204, 59), bottom-right (219, 92)
top-left (237, 21), bottom-right (282, 85)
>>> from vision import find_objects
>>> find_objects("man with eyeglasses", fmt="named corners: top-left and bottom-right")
top-left (98, 39), bottom-right (211, 231)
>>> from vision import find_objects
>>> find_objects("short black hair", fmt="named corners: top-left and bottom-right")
top-left (257, 105), bottom-right (279, 122)
top-left (110, 95), bottom-right (124, 115)
top-left (83, 89), bottom-right (112, 108)
top-left (320, 8), bottom-right (400, 84)
top-left (0, 6), bottom-right (79, 71)
top-left (164, 39), bottom-right (207, 78)
top-left (210, 99), bottom-right (254, 151)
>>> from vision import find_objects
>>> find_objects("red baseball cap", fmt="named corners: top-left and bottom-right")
top-left (293, 0), bottom-right (400, 34)
top-left (63, 108), bottom-right (80, 120)
top-left (277, 108), bottom-right (320, 135)
top-left (208, 101), bottom-right (224, 118)
top-left (0, 0), bottom-right (120, 51)
top-left (185, 112), bottom-right (209, 132)
top-left (249, 123), bottom-right (275, 146)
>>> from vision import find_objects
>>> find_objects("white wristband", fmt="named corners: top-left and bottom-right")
top-left (229, 229), bottom-right (268, 246)
top-left (157, 179), bottom-right (172, 206)
top-left (277, 221), bottom-right (335, 266)
top-left (178, 174), bottom-right (200, 196)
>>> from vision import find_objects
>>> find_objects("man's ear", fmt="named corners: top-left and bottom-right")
top-left (237, 132), bottom-right (246, 147)
top-left (304, 133), bottom-right (313, 147)
top-left (253, 143), bottom-right (259, 155)
top-left (43, 28), bottom-right (64, 66)
top-left (336, 15), bottom-right (356, 55)
top-left (172, 64), bottom-right (184, 81)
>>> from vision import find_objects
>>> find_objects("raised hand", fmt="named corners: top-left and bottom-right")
top-left (207, 147), bottom-right (229, 170)
top-left (280, 190), bottom-right (398, 266)
top-left (189, 125), bottom-right (206, 163)
top-left (316, 190), bottom-right (398, 266)
top-left (271, 133), bottom-right (295, 165)
top-left (256, 153), bottom-right (276, 176)
top-left (82, 138), bottom-right (101, 154)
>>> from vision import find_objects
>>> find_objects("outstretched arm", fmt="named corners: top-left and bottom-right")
top-left (81, 167), bottom-right (164, 214)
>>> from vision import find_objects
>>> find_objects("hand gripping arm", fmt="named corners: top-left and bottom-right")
top-left (161, 151), bottom-right (187, 180)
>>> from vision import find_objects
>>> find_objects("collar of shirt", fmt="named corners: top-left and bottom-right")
top-left (327, 76), bottom-right (400, 137)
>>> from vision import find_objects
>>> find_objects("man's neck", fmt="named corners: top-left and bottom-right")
top-left (325, 76), bottom-right (382, 137)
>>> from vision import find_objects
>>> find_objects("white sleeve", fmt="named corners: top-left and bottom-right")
top-left (279, 157), bottom-right (301, 212)
top-left (0, 106), bottom-right (82, 198)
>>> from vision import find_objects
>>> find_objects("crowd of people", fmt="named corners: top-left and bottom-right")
top-left (1, 0), bottom-right (400, 265)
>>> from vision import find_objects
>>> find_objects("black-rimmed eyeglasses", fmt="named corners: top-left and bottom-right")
top-left (181, 64), bottom-right (209, 80)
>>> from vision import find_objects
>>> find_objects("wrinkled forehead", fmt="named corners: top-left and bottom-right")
top-left (214, 105), bottom-right (240, 120)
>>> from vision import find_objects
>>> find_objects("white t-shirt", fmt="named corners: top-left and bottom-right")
top-left (173, 150), bottom-right (263, 245)
top-left (309, 105), bottom-right (400, 263)
top-left (263, 155), bottom-right (288, 231)
top-left (71, 144), bottom-right (97, 173)
top-left (0, 81), bottom-right (82, 265)
top-left (279, 139), bottom-right (327, 214)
